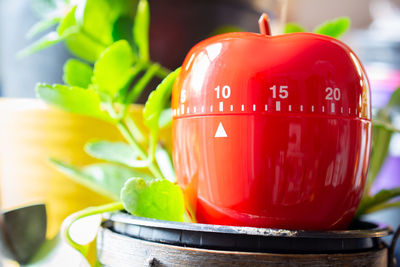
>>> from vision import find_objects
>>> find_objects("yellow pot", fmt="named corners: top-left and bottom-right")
top-left (0, 98), bottom-right (170, 238)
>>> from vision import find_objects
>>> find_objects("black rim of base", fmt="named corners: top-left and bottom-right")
top-left (101, 212), bottom-right (393, 254)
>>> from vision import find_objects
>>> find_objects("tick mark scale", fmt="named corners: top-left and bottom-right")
top-left (173, 104), bottom-right (355, 116)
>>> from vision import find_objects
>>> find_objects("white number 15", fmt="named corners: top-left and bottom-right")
top-left (270, 85), bottom-right (289, 99)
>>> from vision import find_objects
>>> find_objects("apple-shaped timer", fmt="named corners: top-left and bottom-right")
top-left (171, 14), bottom-right (371, 230)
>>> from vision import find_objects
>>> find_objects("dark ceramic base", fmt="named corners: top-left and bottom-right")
top-left (97, 212), bottom-right (399, 266)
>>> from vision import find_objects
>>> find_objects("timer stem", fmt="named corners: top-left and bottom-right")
top-left (258, 13), bottom-right (271, 36)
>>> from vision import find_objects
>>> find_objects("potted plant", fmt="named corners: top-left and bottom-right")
top-left (14, 0), bottom-right (400, 265)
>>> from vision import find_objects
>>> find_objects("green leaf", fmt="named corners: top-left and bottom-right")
top-left (133, 0), bottom-right (150, 61)
top-left (143, 68), bottom-right (180, 158)
top-left (366, 201), bottom-right (400, 214)
top-left (108, 0), bottom-right (137, 17)
top-left (57, 6), bottom-right (77, 36)
top-left (65, 33), bottom-right (106, 62)
top-left (19, 5), bottom-right (79, 58)
top-left (24, 0), bottom-right (127, 60)
top-left (92, 40), bottom-right (135, 97)
top-left (121, 178), bottom-right (185, 222)
top-left (83, 163), bottom-right (153, 194)
top-left (63, 59), bottom-right (93, 87)
top-left (18, 28), bottom-right (77, 58)
top-left (85, 140), bottom-right (151, 167)
top-left (356, 187), bottom-right (400, 217)
top-left (143, 68), bottom-right (180, 131)
top-left (365, 115), bottom-right (393, 193)
top-left (50, 159), bottom-right (118, 199)
top-left (112, 16), bottom-right (134, 44)
top-left (26, 16), bottom-right (61, 39)
top-left (30, 0), bottom-right (68, 18)
top-left (35, 83), bottom-right (112, 122)
top-left (155, 145), bottom-right (176, 183)
top-left (284, 23), bottom-right (306, 34)
top-left (373, 118), bottom-right (400, 133)
top-left (313, 17), bottom-right (350, 38)
top-left (159, 108), bottom-right (172, 129)
top-left (370, 187), bottom-right (400, 205)
top-left (366, 88), bottom-right (400, 192)
top-left (50, 159), bottom-right (153, 199)
top-left (386, 87), bottom-right (400, 110)
top-left (63, 0), bottom-right (127, 62)
top-left (75, 0), bottom-right (117, 46)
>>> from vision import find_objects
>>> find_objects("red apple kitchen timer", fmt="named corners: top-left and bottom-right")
top-left (171, 14), bottom-right (371, 230)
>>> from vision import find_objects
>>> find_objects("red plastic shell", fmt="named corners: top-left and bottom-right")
top-left (172, 32), bottom-right (371, 230)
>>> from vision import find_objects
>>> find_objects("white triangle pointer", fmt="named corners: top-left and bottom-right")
top-left (215, 122), bottom-right (228, 138)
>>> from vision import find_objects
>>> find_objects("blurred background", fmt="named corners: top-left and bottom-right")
top-left (1, 0), bottom-right (399, 101)
top-left (0, 0), bottom-right (399, 265)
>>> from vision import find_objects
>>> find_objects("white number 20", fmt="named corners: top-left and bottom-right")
top-left (325, 87), bottom-right (341, 101)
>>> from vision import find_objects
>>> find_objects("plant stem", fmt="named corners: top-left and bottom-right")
top-left (61, 202), bottom-right (124, 257)
top-left (117, 63), bottom-right (146, 119)
top-left (141, 61), bottom-right (171, 79)
top-left (155, 65), bottom-right (172, 78)
top-left (124, 115), bottom-right (146, 144)
top-left (126, 63), bottom-right (161, 103)
top-left (117, 121), bottom-right (163, 179)
top-left (106, 95), bottom-right (163, 179)
top-left (105, 101), bottom-right (119, 119)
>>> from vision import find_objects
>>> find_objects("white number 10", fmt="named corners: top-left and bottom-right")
top-left (270, 85), bottom-right (289, 99)
top-left (214, 85), bottom-right (231, 99)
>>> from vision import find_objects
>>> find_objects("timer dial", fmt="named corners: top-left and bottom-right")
top-left (172, 16), bottom-right (371, 230)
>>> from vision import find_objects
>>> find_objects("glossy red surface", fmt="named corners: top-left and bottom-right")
top-left (171, 31), bottom-right (371, 230)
